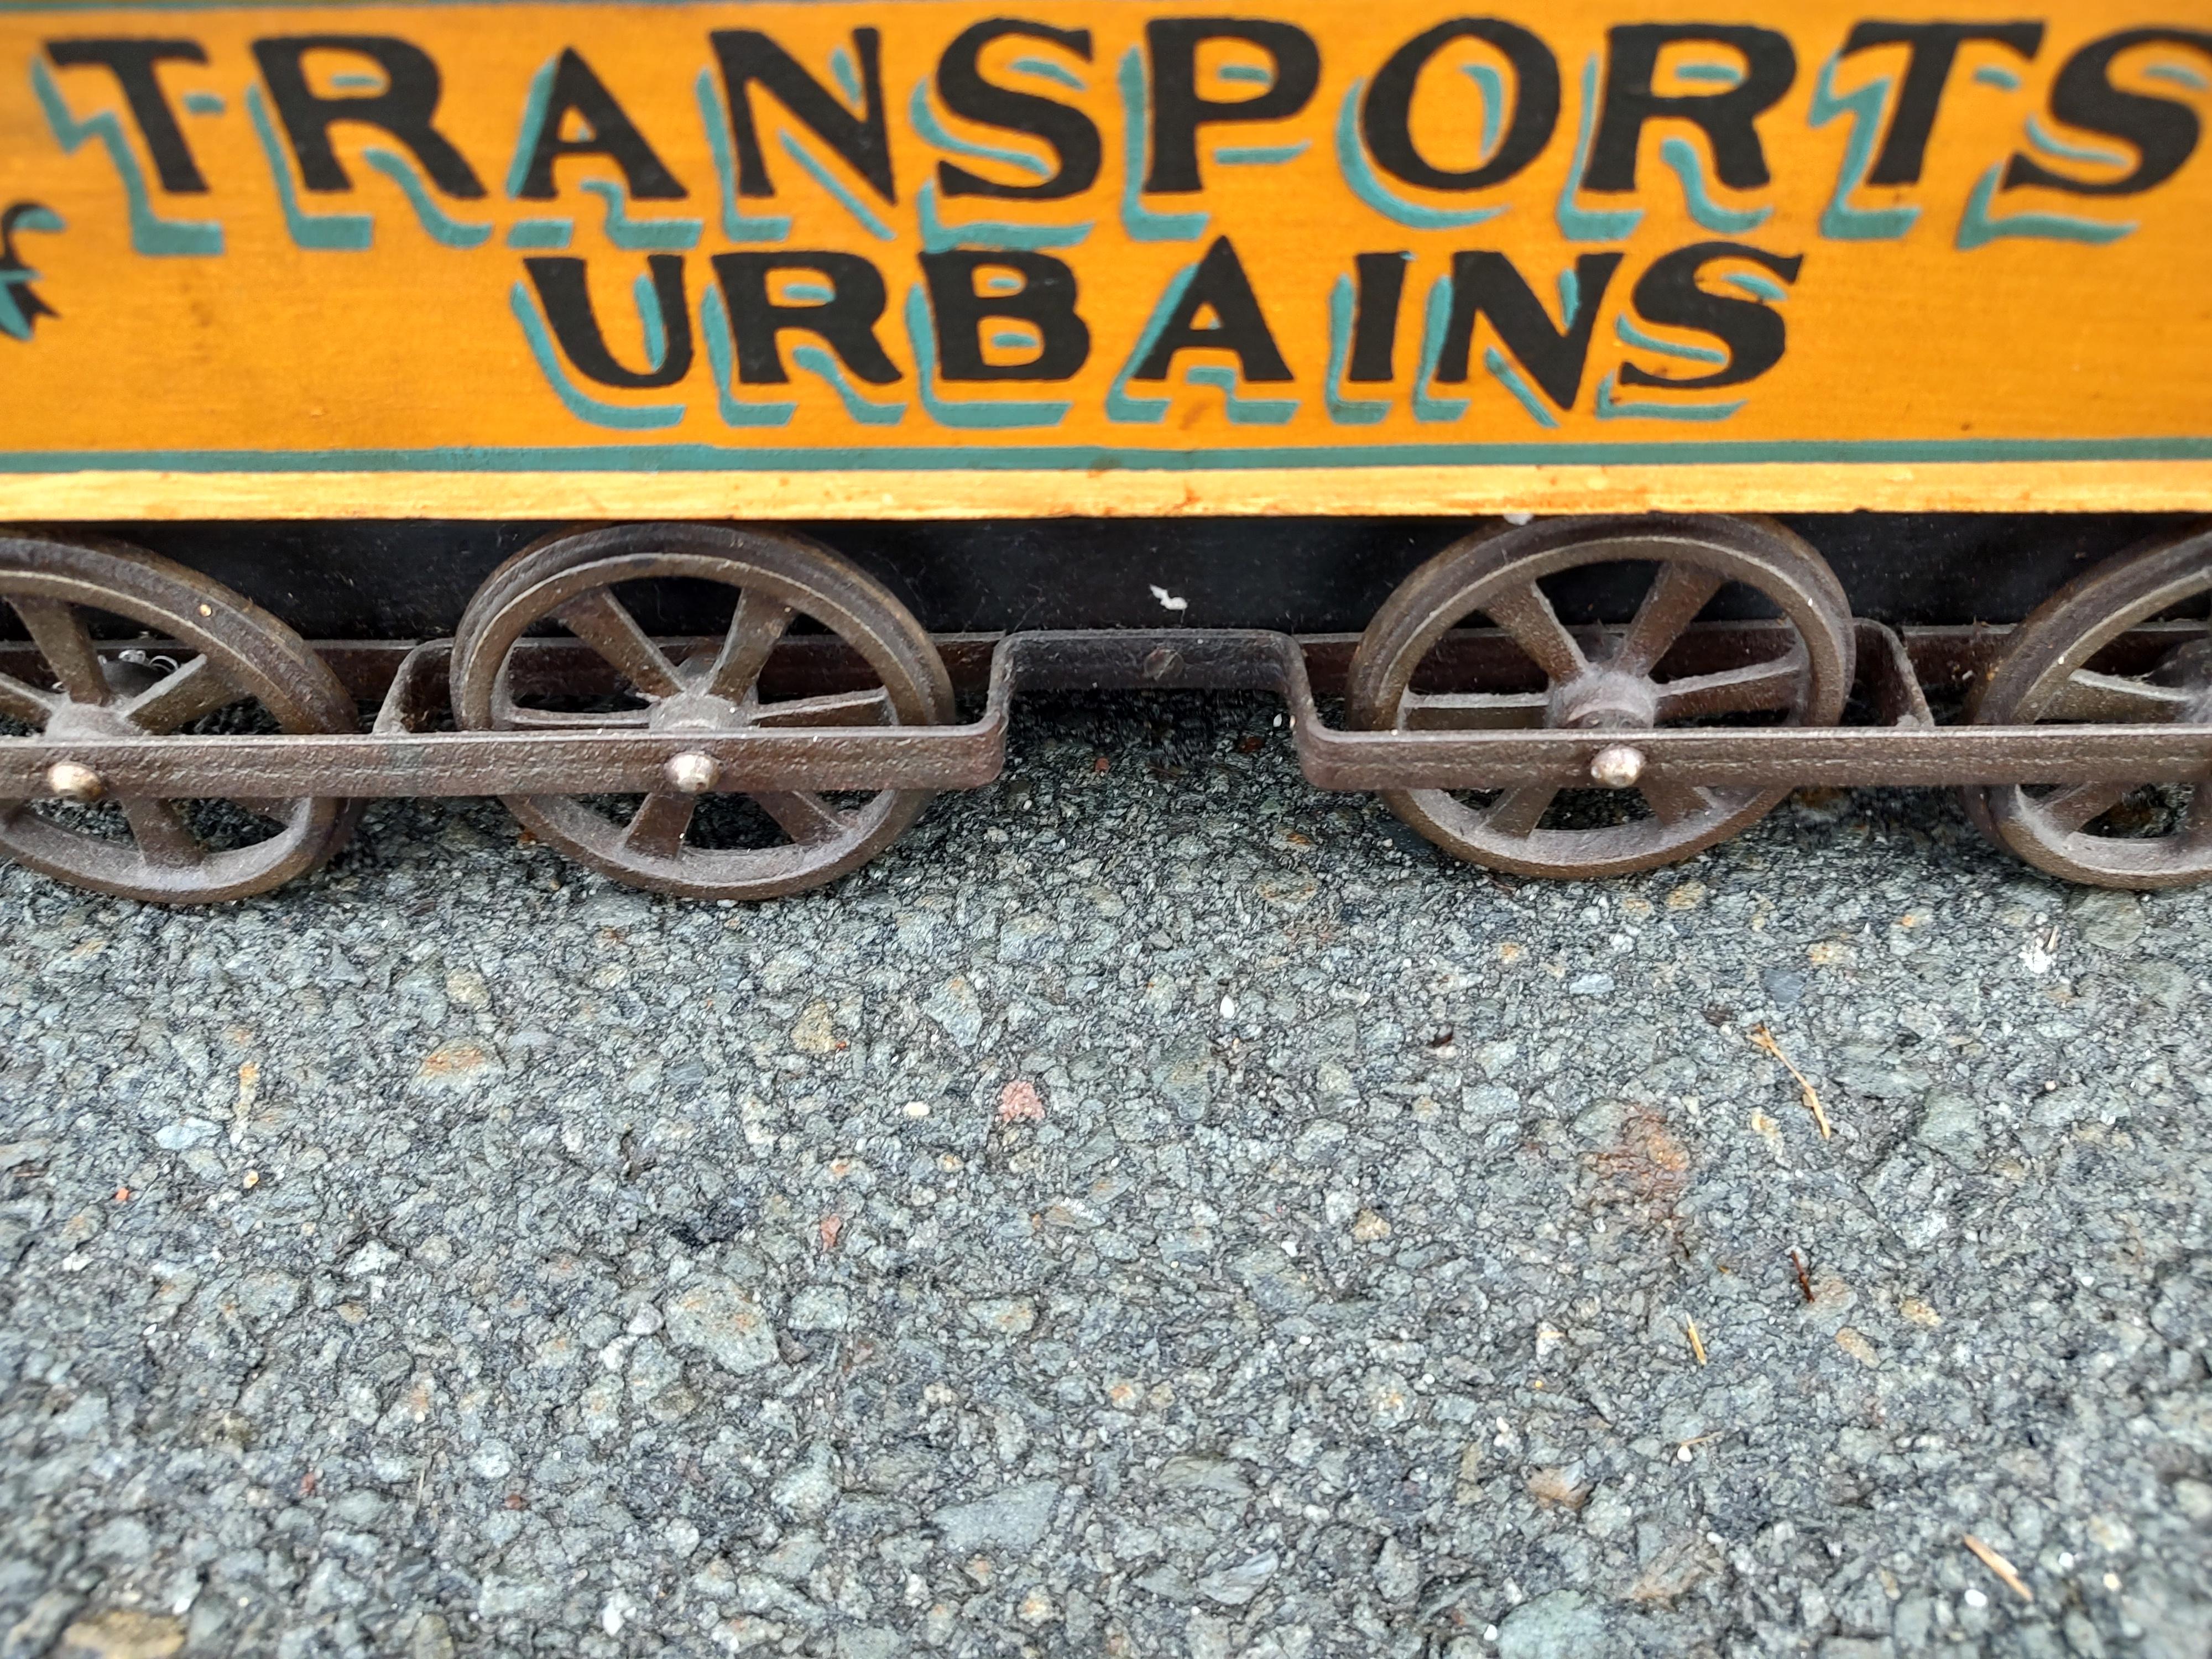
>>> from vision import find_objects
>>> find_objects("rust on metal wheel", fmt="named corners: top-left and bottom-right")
top-left (0, 533), bottom-right (361, 903)
top-left (1965, 525), bottom-right (2212, 889)
top-left (450, 523), bottom-right (955, 901)
top-left (1345, 514), bottom-right (1855, 879)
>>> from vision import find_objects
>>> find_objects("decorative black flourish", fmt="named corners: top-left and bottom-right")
top-left (0, 202), bottom-right (64, 341)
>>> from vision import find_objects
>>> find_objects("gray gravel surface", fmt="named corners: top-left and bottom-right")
top-left (2, 692), bottom-right (2209, 1659)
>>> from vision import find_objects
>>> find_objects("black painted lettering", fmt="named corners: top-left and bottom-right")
top-left (1435, 251), bottom-right (1620, 409)
top-left (1618, 242), bottom-right (1802, 391)
top-left (2003, 28), bottom-right (2212, 196)
top-left (45, 39), bottom-right (210, 193)
top-left (1586, 25), bottom-right (1795, 193)
top-left (921, 251), bottom-right (1090, 380)
top-left (708, 29), bottom-right (894, 204)
top-left (251, 36), bottom-right (484, 196)
top-left (525, 254), bottom-right (692, 388)
top-left (515, 48), bottom-right (686, 200)
top-left (1361, 20), bottom-right (1559, 193)
top-left (1144, 18), bottom-right (1320, 194)
top-left (1133, 236), bottom-right (1293, 382)
top-left (1839, 22), bottom-right (2043, 186)
top-left (1348, 252), bottom-right (1409, 383)
top-left (710, 251), bottom-right (901, 384)
top-left (935, 21), bottom-right (1100, 201)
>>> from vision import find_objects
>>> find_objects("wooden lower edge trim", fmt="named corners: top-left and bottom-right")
top-left (0, 461), bottom-right (2208, 519)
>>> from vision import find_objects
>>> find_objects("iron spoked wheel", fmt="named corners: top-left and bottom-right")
top-left (450, 523), bottom-right (954, 901)
top-left (1345, 515), bottom-right (1855, 879)
top-left (1965, 526), bottom-right (2212, 889)
top-left (0, 533), bottom-right (360, 904)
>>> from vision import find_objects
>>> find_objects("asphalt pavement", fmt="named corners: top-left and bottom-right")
top-left (2, 690), bottom-right (2209, 1658)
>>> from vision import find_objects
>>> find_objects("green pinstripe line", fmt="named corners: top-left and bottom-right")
top-left (0, 437), bottom-right (2207, 473)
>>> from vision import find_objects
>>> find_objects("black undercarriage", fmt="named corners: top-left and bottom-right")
top-left (80, 511), bottom-right (2196, 641)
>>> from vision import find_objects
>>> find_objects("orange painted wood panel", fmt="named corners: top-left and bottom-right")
top-left (0, 0), bottom-right (2204, 517)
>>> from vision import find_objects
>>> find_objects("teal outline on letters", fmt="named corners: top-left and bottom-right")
top-left (1183, 364), bottom-right (1297, 425)
top-left (1658, 136), bottom-right (1771, 233)
top-left (1412, 276), bottom-right (1470, 423)
top-left (246, 84), bottom-right (370, 249)
top-left (1335, 80), bottom-right (1504, 232)
top-left (0, 205), bottom-right (61, 338)
top-left (1484, 348), bottom-right (1558, 428)
top-left (1807, 55), bottom-right (1917, 241)
top-left (907, 79), bottom-right (1050, 180)
top-left (507, 217), bottom-right (572, 248)
top-left (1956, 163), bottom-right (2136, 249)
top-left (1323, 273), bottom-right (1390, 425)
top-left (695, 68), bottom-right (790, 243)
top-left (364, 146), bottom-right (492, 246)
top-left (779, 131), bottom-right (895, 241)
top-left (509, 279), bottom-right (686, 430)
top-left (790, 343), bottom-right (906, 424)
top-left (32, 58), bottom-right (222, 255)
top-left (1011, 57), bottom-right (1085, 92)
top-left (916, 178), bottom-right (1091, 253)
top-left (697, 284), bottom-right (796, 427)
top-left (1213, 142), bottom-right (1308, 165)
top-left (1556, 56), bottom-right (1641, 242)
top-left (1107, 261), bottom-right (1194, 422)
top-left (2024, 116), bottom-right (2132, 170)
top-left (902, 284), bottom-right (1071, 429)
top-left (505, 56), bottom-right (558, 197)
top-left (1117, 50), bottom-right (1207, 242)
top-left (580, 179), bottom-right (702, 249)
top-left (1615, 312), bottom-right (1728, 365)
top-left (1595, 371), bottom-right (1746, 422)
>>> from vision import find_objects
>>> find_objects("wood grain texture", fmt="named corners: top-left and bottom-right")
top-left (0, 462), bottom-right (2206, 520)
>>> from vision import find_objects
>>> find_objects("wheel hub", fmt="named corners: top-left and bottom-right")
top-left (42, 698), bottom-right (143, 743)
top-left (1554, 669), bottom-right (1657, 732)
top-left (2153, 638), bottom-right (2212, 721)
top-left (648, 688), bottom-right (744, 735)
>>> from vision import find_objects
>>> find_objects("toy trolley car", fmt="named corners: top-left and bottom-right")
top-left (1, 0), bottom-right (2208, 902)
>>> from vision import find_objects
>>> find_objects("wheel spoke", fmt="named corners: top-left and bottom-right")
top-left (1639, 775), bottom-right (1715, 826)
top-left (117, 796), bottom-right (203, 868)
top-left (2044, 670), bottom-right (2194, 724)
top-left (2037, 780), bottom-right (2131, 834)
top-left (0, 667), bottom-right (57, 723)
top-left (697, 589), bottom-right (795, 701)
top-left (122, 654), bottom-right (240, 733)
top-left (751, 791), bottom-right (850, 846)
top-left (622, 791), bottom-right (698, 860)
top-left (551, 589), bottom-right (685, 698)
top-left (1401, 691), bottom-right (1550, 731)
top-left (1481, 785), bottom-right (1557, 838)
top-left (1481, 582), bottom-right (1587, 685)
top-left (1613, 563), bottom-right (1726, 678)
top-left (494, 699), bottom-right (653, 731)
top-left (9, 598), bottom-right (111, 705)
top-left (750, 687), bottom-right (895, 729)
top-left (1653, 653), bottom-right (1806, 720)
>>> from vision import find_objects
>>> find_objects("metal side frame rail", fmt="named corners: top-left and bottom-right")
top-left (3, 622), bottom-right (2212, 800)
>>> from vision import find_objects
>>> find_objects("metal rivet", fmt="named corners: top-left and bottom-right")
top-left (45, 760), bottom-right (105, 803)
top-left (664, 752), bottom-right (720, 795)
top-left (1589, 745), bottom-right (1646, 789)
